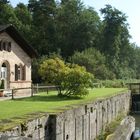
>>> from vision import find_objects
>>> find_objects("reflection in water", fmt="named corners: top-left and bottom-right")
top-left (132, 114), bottom-right (140, 128)
top-left (131, 114), bottom-right (140, 140)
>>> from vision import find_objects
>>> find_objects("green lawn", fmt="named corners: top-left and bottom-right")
top-left (0, 88), bottom-right (127, 130)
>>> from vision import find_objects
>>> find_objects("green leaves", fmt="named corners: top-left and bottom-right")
top-left (39, 57), bottom-right (94, 97)
top-left (70, 47), bottom-right (112, 79)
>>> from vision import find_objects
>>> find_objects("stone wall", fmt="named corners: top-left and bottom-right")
top-left (0, 91), bottom-right (131, 140)
top-left (55, 91), bottom-right (131, 140)
top-left (106, 116), bottom-right (135, 140)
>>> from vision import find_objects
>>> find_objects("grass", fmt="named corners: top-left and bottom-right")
top-left (0, 88), bottom-right (127, 130)
top-left (96, 113), bottom-right (125, 140)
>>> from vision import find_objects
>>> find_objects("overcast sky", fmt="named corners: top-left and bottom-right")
top-left (10, 0), bottom-right (140, 46)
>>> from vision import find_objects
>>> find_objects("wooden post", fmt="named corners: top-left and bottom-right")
top-left (47, 87), bottom-right (48, 94)
top-left (37, 83), bottom-right (39, 93)
top-left (129, 84), bottom-right (131, 91)
top-left (139, 83), bottom-right (140, 94)
top-left (31, 85), bottom-right (33, 97)
top-left (12, 89), bottom-right (14, 100)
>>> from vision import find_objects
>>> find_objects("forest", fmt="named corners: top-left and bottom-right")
top-left (1, 0), bottom-right (140, 82)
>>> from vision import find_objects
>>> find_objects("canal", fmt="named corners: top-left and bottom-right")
top-left (128, 82), bottom-right (140, 140)
top-left (133, 114), bottom-right (140, 128)
top-left (131, 114), bottom-right (140, 140)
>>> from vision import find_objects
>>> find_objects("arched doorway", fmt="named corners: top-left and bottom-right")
top-left (1, 61), bottom-right (10, 89)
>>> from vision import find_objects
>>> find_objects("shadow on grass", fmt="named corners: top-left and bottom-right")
top-left (14, 94), bottom-right (82, 102)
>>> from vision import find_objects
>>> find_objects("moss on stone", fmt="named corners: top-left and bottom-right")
top-left (96, 114), bottom-right (126, 140)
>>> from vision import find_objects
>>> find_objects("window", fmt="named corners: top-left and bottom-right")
top-left (3, 42), bottom-right (6, 50)
top-left (15, 64), bottom-right (18, 81)
top-left (1, 63), bottom-right (7, 79)
top-left (22, 65), bottom-right (26, 80)
top-left (0, 41), bottom-right (11, 52)
top-left (0, 41), bottom-right (3, 51)
top-left (8, 42), bottom-right (11, 52)
top-left (15, 64), bottom-right (26, 81)
top-left (18, 66), bottom-right (21, 80)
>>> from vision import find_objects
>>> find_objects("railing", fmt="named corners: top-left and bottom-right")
top-left (32, 84), bottom-right (60, 94)
top-left (127, 82), bottom-right (140, 94)
top-left (92, 83), bottom-right (102, 88)
top-left (0, 85), bottom-right (59, 100)
top-left (0, 82), bottom-right (102, 100)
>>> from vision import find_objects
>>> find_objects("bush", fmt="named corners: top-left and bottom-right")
top-left (39, 57), bottom-right (94, 97)
top-left (70, 48), bottom-right (113, 80)
top-left (100, 80), bottom-right (126, 88)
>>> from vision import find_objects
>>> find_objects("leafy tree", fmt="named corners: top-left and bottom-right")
top-left (28, 0), bottom-right (57, 55)
top-left (70, 47), bottom-right (114, 79)
top-left (15, 3), bottom-right (32, 25)
top-left (39, 57), bottom-right (94, 97)
top-left (56, 1), bottom-right (101, 57)
top-left (32, 58), bottom-right (42, 83)
top-left (0, 2), bottom-right (21, 27)
top-left (0, 0), bottom-right (9, 5)
top-left (100, 5), bottom-right (128, 57)
top-left (100, 5), bottom-right (131, 78)
top-left (14, 3), bottom-right (33, 42)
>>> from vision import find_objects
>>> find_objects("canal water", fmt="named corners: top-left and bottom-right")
top-left (132, 114), bottom-right (140, 128)
top-left (131, 114), bottom-right (140, 140)
top-left (130, 93), bottom-right (140, 139)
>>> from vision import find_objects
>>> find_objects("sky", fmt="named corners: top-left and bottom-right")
top-left (10, 0), bottom-right (140, 46)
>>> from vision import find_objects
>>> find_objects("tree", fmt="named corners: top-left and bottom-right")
top-left (100, 5), bottom-right (130, 78)
top-left (0, 0), bottom-right (9, 5)
top-left (14, 3), bottom-right (33, 42)
top-left (39, 57), bottom-right (94, 97)
top-left (70, 47), bottom-right (114, 79)
top-left (100, 5), bottom-right (128, 57)
top-left (56, 1), bottom-right (101, 57)
top-left (28, 0), bottom-right (57, 55)
top-left (0, 2), bottom-right (21, 27)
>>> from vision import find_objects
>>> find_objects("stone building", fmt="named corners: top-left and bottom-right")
top-left (0, 25), bottom-right (36, 96)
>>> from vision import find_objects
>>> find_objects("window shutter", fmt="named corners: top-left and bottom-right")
top-left (0, 41), bottom-right (3, 51)
top-left (3, 42), bottom-right (6, 50)
top-left (0, 41), bottom-right (1, 51)
top-left (15, 64), bottom-right (18, 81)
top-left (22, 65), bottom-right (26, 80)
top-left (8, 42), bottom-right (11, 52)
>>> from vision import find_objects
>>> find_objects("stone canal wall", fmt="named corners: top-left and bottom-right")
top-left (0, 91), bottom-right (131, 140)
top-left (106, 116), bottom-right (135, 140)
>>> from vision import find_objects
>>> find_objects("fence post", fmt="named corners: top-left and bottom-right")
top-left (47, 87), bottom-right (49, 94)
top-left (12, 89), bottom-right (14, 100)
top-left (31, 85), bottom-right (34, 97)
top-left (37, 83), bottom-right (39, 93)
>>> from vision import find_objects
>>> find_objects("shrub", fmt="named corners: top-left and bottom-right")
top-left (39, 57), bottom-right (94, 97)
top-left (100, 80), bottom-right (126, 88)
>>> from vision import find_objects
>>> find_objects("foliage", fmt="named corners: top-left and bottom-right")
top-left (96, 113), bottom-right (125, 140)
top-left (39, 57), bottom-right (94, 97)
top-left (100, 79), bottom-right (126, 88)
top-left (99, 5), bottom-right (135, 79)
top-left (1, 1), bottom-right (140, 80)
top-left (55, 1), bottom-right (101, 57)
top-left (32, 58), bottom-right (42, 83)
top-left (0, 2), bottom-right (21, 27)
top-left (70, 47), bottom-right (114, 79)
top-left (104, 114), bottom-right (126, 139)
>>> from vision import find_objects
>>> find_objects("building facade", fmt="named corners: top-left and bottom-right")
top-left (0, 25), bottom-right (36, 96)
